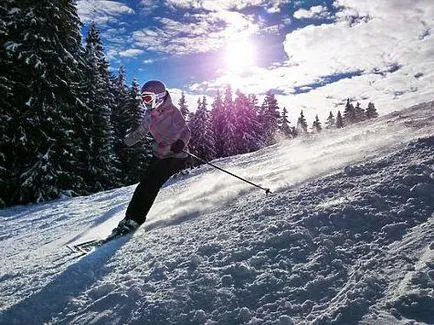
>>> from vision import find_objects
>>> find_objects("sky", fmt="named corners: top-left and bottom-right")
top-left (76, 0), bottom-right (434, 121)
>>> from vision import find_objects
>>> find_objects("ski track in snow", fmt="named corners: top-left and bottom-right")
top-left (0, 101), bottom-right (433, 325)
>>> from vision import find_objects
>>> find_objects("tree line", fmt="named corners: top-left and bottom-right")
top-left (0, 1), bottom-right (379, 207)
top-left (184, 90), bottom-right (379, 164)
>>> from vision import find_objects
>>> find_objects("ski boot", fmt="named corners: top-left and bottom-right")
top-left (108, 218), bottom-right (140, 240)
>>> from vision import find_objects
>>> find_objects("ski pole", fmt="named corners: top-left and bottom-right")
top-left (183, 150), bottom-right (271, 195)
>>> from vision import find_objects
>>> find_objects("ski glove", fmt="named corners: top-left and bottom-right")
top-left (170, 139), bottom-right (185, 153)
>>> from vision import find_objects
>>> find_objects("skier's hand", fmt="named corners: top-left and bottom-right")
top-left (170, 139), bottom-right (185, 153)
top-left (124, 131), bottom-right (141, 147)
top-left (124, 124), bottom-right (148, 147)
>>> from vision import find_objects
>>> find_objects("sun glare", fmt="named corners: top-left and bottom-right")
top-left (224, 40), bottom-right (256, 73)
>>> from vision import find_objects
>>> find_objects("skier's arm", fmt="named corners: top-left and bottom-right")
top-left (172, 109), bottom-right (191, 150)
top-left (124, 114), bottom-right (151, 147)
top-left (178, 124), bottom-right (191, 148)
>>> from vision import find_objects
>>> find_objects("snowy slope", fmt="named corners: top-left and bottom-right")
top-left (1, 101), bottom-right (433, 325)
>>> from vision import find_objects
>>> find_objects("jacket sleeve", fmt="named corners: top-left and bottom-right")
top-left (124, 113), bottom-right (151, 147)
top-left (173, 108), bottom-right (191, 146)
top-left (178, 123), bottom-right (191, 147)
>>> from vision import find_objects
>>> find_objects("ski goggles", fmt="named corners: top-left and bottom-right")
top-left (141, 91), bottom-right (166, 109)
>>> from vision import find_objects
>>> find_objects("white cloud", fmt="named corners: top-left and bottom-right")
top-left (77, 0), bottom-right (135, 24)
top-left (286, 1), bottom-right (434, 87)
top-left (293, 5), bottom-right (331, 20)
top-left (118, 49), bottom-right (145, 57)
top-left (133, 12), bottom-right (260, 54)
top-left (105, 48), bottom-right (119, 61)
top-left (132, 0), bottom-right (294, 54)
top-left (266, 5), bottom-right (280, 14)
top-left (165, 0), bottom-right (286, 11)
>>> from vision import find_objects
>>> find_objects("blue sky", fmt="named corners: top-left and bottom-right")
top-left (77, 0), bottom-right (434, 121)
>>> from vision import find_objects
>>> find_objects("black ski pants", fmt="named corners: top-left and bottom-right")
top-left (126, 156), bottom-right (187, 225)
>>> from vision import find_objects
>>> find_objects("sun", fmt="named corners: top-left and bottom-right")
top-left (223, 39), bottom-right (256, 73)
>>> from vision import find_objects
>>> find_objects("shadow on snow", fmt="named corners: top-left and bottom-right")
top-left (0, 236), bottom-right (130, 325)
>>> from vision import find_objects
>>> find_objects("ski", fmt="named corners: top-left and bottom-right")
top-left (66, 220), bottom-right (139, 257)
top-left (66, 239), bottom-right (104, 255)
top-left (66, 234), bottom-right (122, 256)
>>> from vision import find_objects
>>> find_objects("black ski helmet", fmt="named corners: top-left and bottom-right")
top-left (141, 80), bottom-right (166, 95)
top-left (141, 80), bottom-right (167, 110)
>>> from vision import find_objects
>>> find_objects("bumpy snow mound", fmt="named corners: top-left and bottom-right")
top-left (5, 135), bottom-right (431, 325)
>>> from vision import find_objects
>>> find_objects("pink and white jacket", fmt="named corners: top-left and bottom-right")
top-left (124, 94), bottom-right (191, 159)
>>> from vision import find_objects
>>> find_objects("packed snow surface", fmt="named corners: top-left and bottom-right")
top-left (1, 101), bottom-right (434, 325)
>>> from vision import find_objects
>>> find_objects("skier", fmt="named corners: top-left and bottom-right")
top-left (110, 80), bottom-right (191, 238)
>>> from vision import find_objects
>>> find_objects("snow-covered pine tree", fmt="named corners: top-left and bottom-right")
top-left (0, 1), bottom-right (7, 37)
top-left (110, 65), bottom-right (131, 181)
top-left (1, 0), bottom-right (86, 206)
top-left (233, 90), bottom-right (263, 153)
top-left (366, 102), bottom-right (379, 119)
top-left (312, 114), bottom-right (322, 133)
top-left (221, 85), bottom-right (238, 156)
top-left (210, 90), bottom-right (226, 158)
top-left (178, 91), bottom-right (189, 121)
top-left (297, 110), bottom-right (308, 134)
top-left (260, 91), bottom-right (280, 145)
top-left (0, 0), bottom-right (15, 206)
top-left (336, 110), bottom-right (344, 128)
top-left (188, 97), bottom-right (216, 163)
top-left (248, 93), bottom-right (267, 146)
top-left (279, 107), bottom-right (293, 138)
top-left (81, 22), bottom-right (118, 191)
top-left (354, 102), bottom-right (366, 122)
top-left (325, 111), bottom-right (336, 129)
top-left (120, 79), bottom-right (150, 184)
top-left (0, 0), bottom-right (16, 122)
top-left (111, 65), bottom-right (129, 141)
top-left (343, 98), bottom-right (356, 126)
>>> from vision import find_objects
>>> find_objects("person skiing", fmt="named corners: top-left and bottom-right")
top-left (110, 80), bottom-right (191, 238)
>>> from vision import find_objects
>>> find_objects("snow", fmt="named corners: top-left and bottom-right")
top-left (9, 8), bottom-right (21, 15)
top-left (1, 101), bottom-right (434, 325)
top-left (4, 41), bottom-right (21, 52)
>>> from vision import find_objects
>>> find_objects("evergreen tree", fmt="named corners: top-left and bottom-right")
top-left (343, 98), bottom-right (356, 125)
top-left (188, 97), bottom-right (216, 162)
top-left (297, 110), bottom-right (308, 134)
top-left (366, 102), bottom-right (379, 119)
top-left (233, 90), bottom-right (262, 153)
top-left (354, 102), bottom-right (366, 122)
top-left (280, 107), bottom-right (293, 138)
top-left (312, 114), bottom-right (322, 133)
top-left (260, 91), bottom-right (280, 145)
top-left (0, 0), bottom-right (16, 206)
top-left (210, 90), bottom-right (226, 158)
top-left (248, 94), bottom-right (267, 145)
top-left (325, 111), bottom-right (336, 129)
top-left (336, 110), bottom-right (344, 128)
top-left (121, 79), bottom-right (150, 183)
top-left (111, 65), bottom-right (129, 140)
top-left (178, 91), bottom-right (189, 121)
top-left (81, 22), bottom-right (118, 191)
top-left (111, 65), bottom-right (130, 176)
top-left (1, 0), bottom-right (86, 206)
top-left (0, 1), bottom-right (8, 38)
top-left (221, 85), bottom-right (238, 156)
